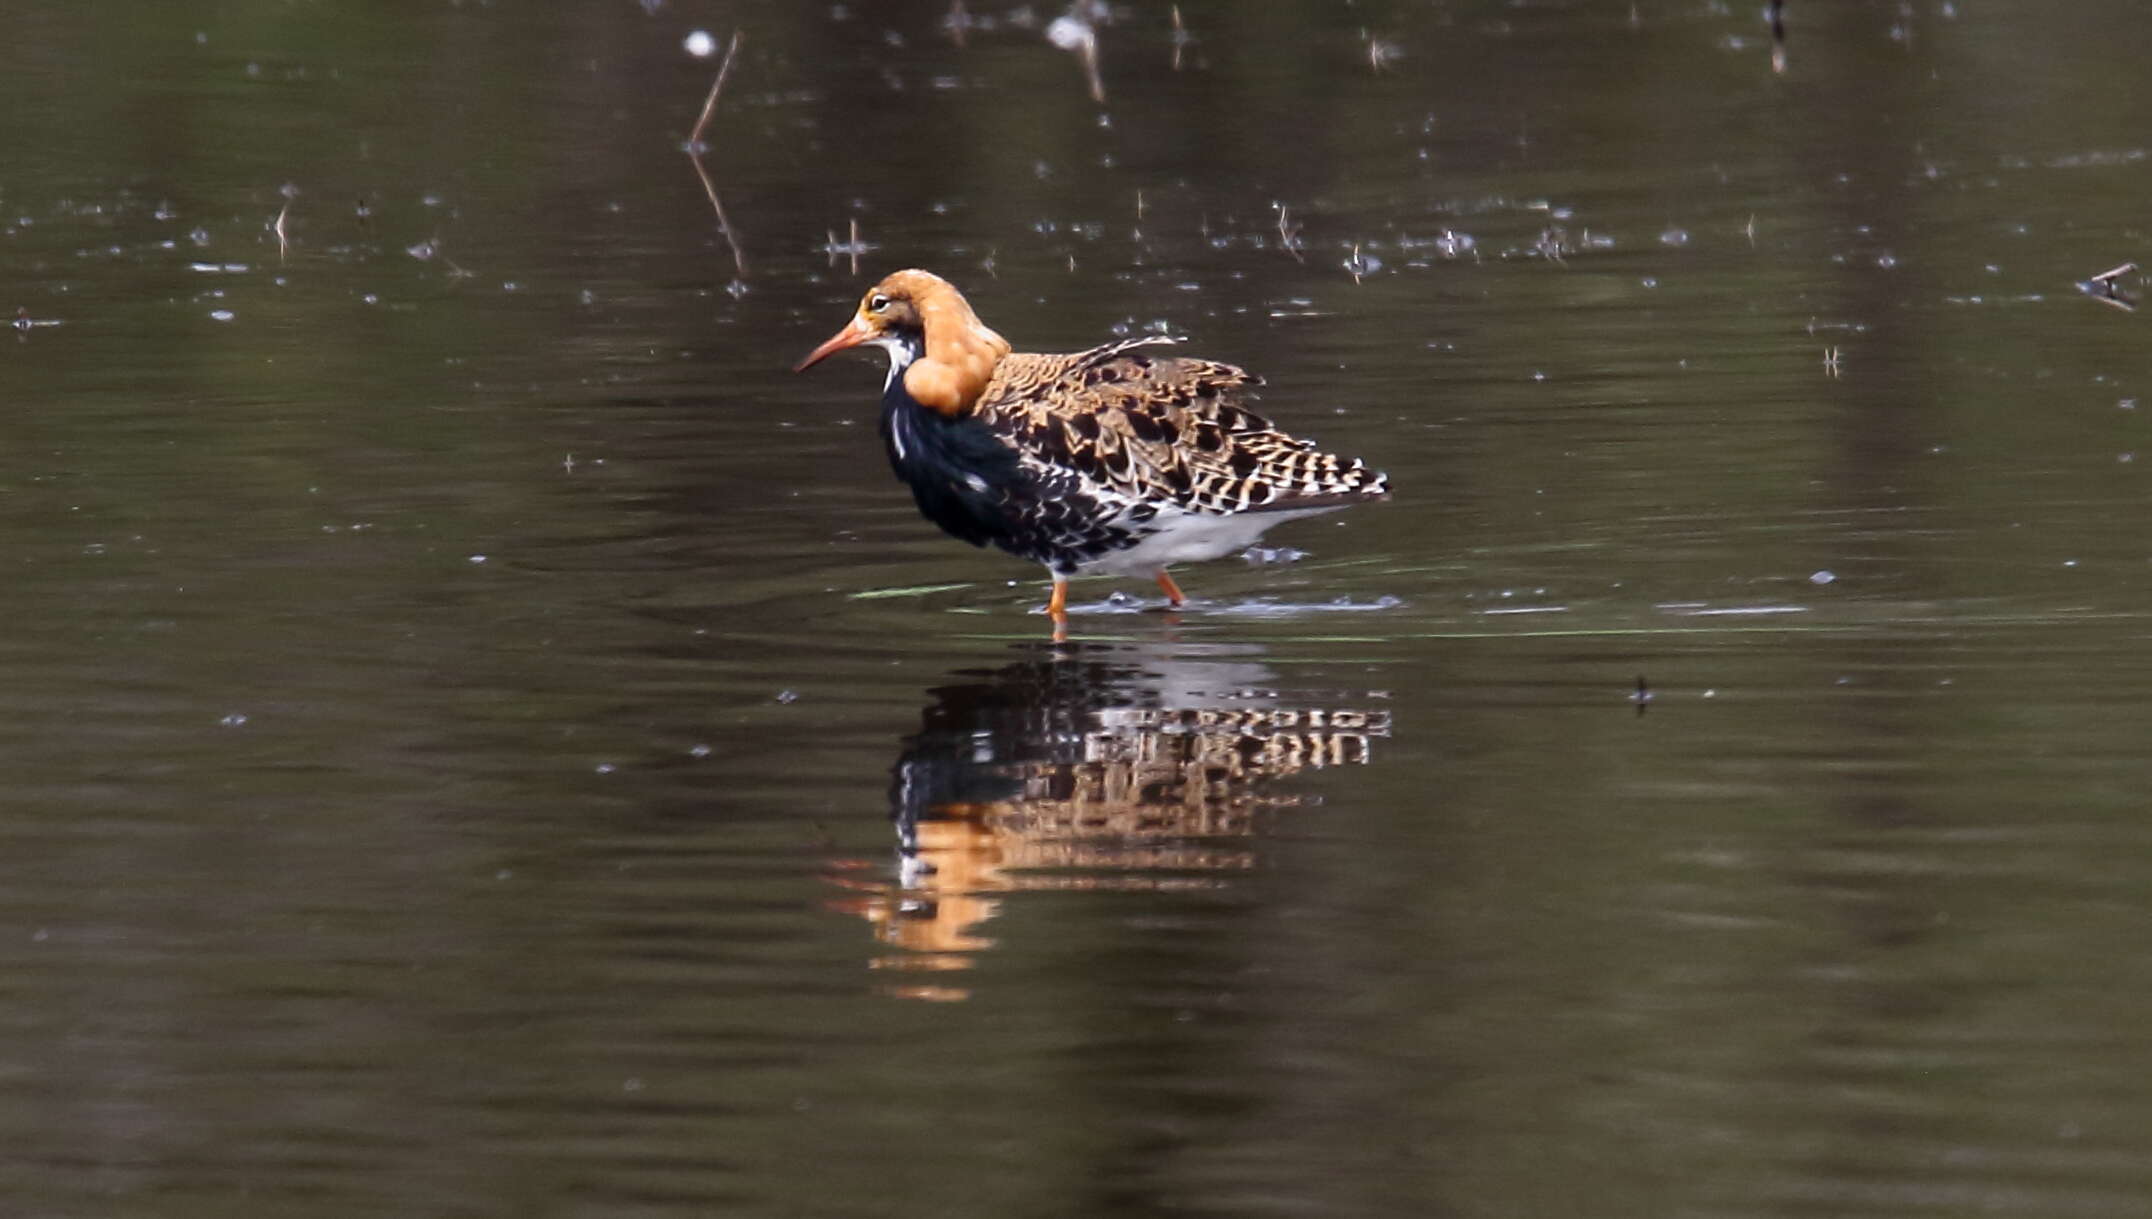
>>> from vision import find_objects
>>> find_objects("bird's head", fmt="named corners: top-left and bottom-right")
top-left (794, 269), bottom-right (1010, 414)
top-left (793, 269), bottom-right (940, 373)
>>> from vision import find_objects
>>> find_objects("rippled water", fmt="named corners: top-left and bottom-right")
top-left (7, 2), bottom-right (2152, 1215)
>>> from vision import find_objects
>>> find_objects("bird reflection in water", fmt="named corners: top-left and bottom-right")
top-left (824, 641), bottom-right (1390, 1001)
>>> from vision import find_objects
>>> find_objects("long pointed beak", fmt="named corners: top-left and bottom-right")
top-left (794, 316), bottom-right (875, 372)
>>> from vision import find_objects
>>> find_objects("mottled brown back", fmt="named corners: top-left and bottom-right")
top-left (974, 339), bottom-right (1389, 515)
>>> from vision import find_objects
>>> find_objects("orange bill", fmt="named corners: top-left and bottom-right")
top-left (794, 316), bottom-right (873, 372)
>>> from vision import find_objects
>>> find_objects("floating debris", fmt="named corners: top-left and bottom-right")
top-left (1045, 2), bottom-right (1107, 104)
top-left (1362, 29), bottom-right (1401, 72)
top-left (686, 29), bottom-right (742, 147)
top-left (2079, 261), bottom-right (2138, 311)
top-left (1204, 596), bottom-right (1404, 616)
top-left (850, 581), bottom-right (976, 601)
top-left (683, 28), bottom-right (717, 58)
top-left (685, 29), bottom-right (748, 277)
top-left (12, 307), bottom-right (62, 334)
top-left (1433, 229), bottom-right (1476, 259)
top-left (1169, 5), bottom-right (1194, 70)
top-left (822, 217), bottom-right (874, 273)
top-left (941, 0), bottom-right (972, 47)
top-left (1666, 604), bottom-right (1808, 617)
top-left (1343, 243), bottom-right (1381, 282)
top-left (405, 236), bottom-right (471, 278)
top-left (1273, 203), bottom-right (1305, 262)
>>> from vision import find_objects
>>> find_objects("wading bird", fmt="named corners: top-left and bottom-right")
top-left (795, 269), bottom-right (1388, 624)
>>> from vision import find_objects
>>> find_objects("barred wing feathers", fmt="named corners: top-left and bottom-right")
top-left (976, 340), bottom-right (1391, 515)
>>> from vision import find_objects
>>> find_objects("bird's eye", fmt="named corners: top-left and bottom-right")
top-left (867, 293), bottom-right (890, 312)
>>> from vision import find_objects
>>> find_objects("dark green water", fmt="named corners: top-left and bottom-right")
top-left (7, 2), bottom-right (2152, 1215)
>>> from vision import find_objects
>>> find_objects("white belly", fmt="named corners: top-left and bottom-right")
top-left (1076, 504), bottom-right (1342, 575)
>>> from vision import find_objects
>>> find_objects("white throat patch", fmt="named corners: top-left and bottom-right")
top-left (876, 333), bottom-right (925, 463)
top-left (874, 333), bottom-right (920, 391)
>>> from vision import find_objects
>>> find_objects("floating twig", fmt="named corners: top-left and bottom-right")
top-left (688, 30), bottom-right (743, 149)
top-left (690, 159), bottom-right (747, 278)
top-left (824, 218), bottom-right (874, 275)
top-left (406, 232), bottom-right (470, 278)
top-left (1534, 225), bottom-right (1568, 265)
top-left (12, 307), bottom-right (61, 337)
top-left (943, 0), bottom-right (970, 47)
top-left (1362, 29), bottom-right (1400, 72)
top-left (2080, 261), bottom-right (2139, 311)
top-left (1170, 5), bottom-right (1193, 71)
top-left (1046, 7), bottom-right (1105, 104)
top-left (273, 198), bottom-right (291, 263)
top-left (1274, 203), bottom-right (1304, 262)
top-left (1345, 242), bottom-right (1375, 283)
top-left (686, 30), bottom-right (748, 277)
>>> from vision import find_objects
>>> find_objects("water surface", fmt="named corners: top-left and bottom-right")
top-left (6, 2), bottom-right (2152, 1215)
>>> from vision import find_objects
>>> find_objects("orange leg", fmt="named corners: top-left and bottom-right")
top-left (1154, 568), bottom-right (1186, 608)
top-left (1046, 578), bottom-right (1069, 620)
